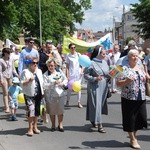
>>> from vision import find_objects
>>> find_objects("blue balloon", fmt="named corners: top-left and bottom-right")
top-left (78, 55), bottom-right (91, 67)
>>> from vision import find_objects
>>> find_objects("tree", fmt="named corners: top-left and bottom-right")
top-left (0, 0), bottom-right (22, 41)
top-left (0, 0), bottom-right (92, 44)
top-left (131, 0), bottom-right (150, 39)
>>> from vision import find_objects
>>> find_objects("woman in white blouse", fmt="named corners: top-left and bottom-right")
top-left (20, 57), bottom-right (44, 136)
top-left (43, 58), bottom-right (67, 132)
top-left (0, 48), bottom-right (18, 113)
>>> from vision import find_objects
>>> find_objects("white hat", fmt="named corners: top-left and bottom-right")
top-left (12, 77), bottom-right (20, 84)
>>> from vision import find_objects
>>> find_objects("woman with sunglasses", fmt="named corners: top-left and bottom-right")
top-left (0, 48), bottom-right (18, 113)
top-left (20, 57), bottom-right (44, 136)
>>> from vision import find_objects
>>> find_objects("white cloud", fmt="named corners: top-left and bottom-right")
top-left (75, 0), bottom-right (132, 32)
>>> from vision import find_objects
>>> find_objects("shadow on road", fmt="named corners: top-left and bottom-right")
top-left (67, 140), bottom-right (129, 149)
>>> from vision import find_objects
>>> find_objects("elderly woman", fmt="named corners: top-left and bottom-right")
top-left (20, 57), bottom-right (44, 136)
top-left (43, 58), bottom-right (67, 132)
top-left (84, 47), bottom-right (110, 133)
top-left (116, 49), bottom-right (147, 149)
top-left (0, 48), bottom-right (18, 113)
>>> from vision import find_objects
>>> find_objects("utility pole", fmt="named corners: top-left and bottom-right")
top-left (113, 16), bottom-right (116, 43)
top-left (39, 0), bottom-right (42, 46)
top-left (122, 5), bottom-right (125, 46)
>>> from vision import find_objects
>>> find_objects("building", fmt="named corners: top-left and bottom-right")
top-left (114, 10), bottom-right (146, 48)
top-left (77, 29), bottom-right (95, 42)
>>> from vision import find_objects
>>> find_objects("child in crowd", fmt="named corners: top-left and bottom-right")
top-left (8, 77), bottom-right (22, 121)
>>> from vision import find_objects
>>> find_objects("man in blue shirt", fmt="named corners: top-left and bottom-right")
top-left (18, 38), bottom-right (39, 76)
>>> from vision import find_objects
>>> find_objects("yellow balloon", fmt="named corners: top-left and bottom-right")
top-left (18, 93), bottom-right (25, 104)
top-left (40, 104), bottom-right (46, 116)
top-left (14, 60), bottom-right (19, 68)
top-left (72, 81), bottom-right (81, 92)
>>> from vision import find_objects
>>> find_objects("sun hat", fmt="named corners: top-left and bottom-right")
top-left (12, 77), bottom-right (20, 84)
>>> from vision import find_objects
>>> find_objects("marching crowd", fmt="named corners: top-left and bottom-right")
top-left (0, 37), bottom-right (150, 149)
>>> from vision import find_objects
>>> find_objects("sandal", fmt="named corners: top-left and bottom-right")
top-left (33, 129), bottom-right (40, 134)
top-left (91, 122), bottom-right (98, 128)
top-left (98, 127), bottom-right (106, 133)
top-left (26, 131), bottom-right (33, 137)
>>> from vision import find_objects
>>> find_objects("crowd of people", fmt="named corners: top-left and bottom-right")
top-left (0, 37), bottom-right (149, 149)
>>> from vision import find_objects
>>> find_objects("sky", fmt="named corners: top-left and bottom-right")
top-left (75, 0), bottom-right (139, 32)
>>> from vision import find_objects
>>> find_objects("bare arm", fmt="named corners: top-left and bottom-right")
top-left (116, 77), bottom-right (133, 87)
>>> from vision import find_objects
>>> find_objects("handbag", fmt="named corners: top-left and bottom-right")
top-left (107, 87), bottom-right (112, 98)
top-left (146, 80), bottom-right (150, 96)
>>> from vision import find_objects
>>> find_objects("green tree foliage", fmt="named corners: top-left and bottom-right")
top-left (131, 0), bottom-right (150, 39)
top-left (0, 0), bottom-right (91, 44)
top-left (0, 0), bottom-right (21, 41)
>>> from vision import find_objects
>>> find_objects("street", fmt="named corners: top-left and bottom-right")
top-left (0, 88), bottom-right (150, 150)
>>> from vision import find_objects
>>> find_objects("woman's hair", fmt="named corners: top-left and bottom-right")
top-left (68, 43), bottom-right (75, 49)
top-left (128, 49), bottom-right (139, 57)
top-left (2, 48), bottom-right (11, 57)
top-left (46, 58), bottom-right (57, 65)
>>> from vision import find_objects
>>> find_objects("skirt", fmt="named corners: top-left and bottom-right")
top-left (121, 97), bottom-right (147, 132)
top-left (46, 96), bottom-right (64, 115)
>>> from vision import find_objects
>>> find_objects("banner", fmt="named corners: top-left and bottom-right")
top-left (5, 39), bottom-right (25, 50)
top-left (62, 33), bottom-right (112, 54)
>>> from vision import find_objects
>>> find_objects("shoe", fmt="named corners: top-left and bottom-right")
top-left (98, 127), bottom-right (106, 133)
top-left (13, 116), bottom-right (18, 121)
top-left (111, 89), bottom-right (117, 93)
top-left (26, 131), bottom-right (33, 137)
top-left (91, 122), bottom-right (98, 128)
top-left (5, 109), bottom-right (10, 113)
top-left (58, 126), bottom-right (64, 132)
top-left (8, 116), bottom-right (13, 121)
top-left (78, 102), bottom-right (83, 108)
top-left (50, 127), bottom-right (56, 132)
top-left (130, 140), bottom-right (141, 149)
top-left (65, 101), bottom-right (69, 107)
top-left (38, 118), bottom-right (43, 123)
top-left (33, 129), bottom-right (40, 134)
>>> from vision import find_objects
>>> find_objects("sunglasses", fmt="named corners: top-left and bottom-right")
top-left (70, 46), bottom-right (76, 49)
top-left (29, 41), bottom-right (34, 44)
top-left (31, 62), bottom-right (38, 65)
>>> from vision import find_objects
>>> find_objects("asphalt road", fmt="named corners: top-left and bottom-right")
top-left (0, 88), bottom-right (150, 150)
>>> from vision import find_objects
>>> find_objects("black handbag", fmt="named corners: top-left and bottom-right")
top-left (107, 87), bottom-right (112, 98)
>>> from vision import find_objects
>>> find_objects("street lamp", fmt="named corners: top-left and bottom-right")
top-left (39, 0), bottom-right (42, 46)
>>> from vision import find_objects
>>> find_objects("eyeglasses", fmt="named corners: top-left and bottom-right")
top-left (29, 41), bottom-right (34, 44)
top-left (70, 46), bottom-right (76, 49)
top-left (31, 62), bottom-right (38, 65)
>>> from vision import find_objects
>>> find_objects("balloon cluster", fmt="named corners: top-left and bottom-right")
top-left (67, 80), bottom-right (81, 92)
